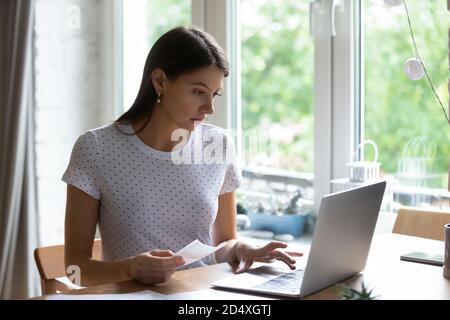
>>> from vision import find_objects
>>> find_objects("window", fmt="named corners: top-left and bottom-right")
top-left (123, 0), bottom-right (191, 110)
top-left (240, 0), bottom-right (314, 173)
top-left (237, 0), bottom-right (316, 213)
top-left (360, 0), bottom-right (450, 209)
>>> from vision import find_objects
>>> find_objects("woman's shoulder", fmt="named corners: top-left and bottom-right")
top-left (73, 122), bottom-right (124, 148)
top-left (86, 121), bottom-right (119, 136)
top-left (80, 122), bottom-right (128, 140)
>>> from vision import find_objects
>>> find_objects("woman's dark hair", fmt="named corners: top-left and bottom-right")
top-left (115, 26), bottom-right (229, 135)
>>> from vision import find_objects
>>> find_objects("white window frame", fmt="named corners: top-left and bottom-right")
top-left (192, 0), bottom-right (239, 135)
top-left (331, 0), bottom-right (356, 180)
top-left (103, 0), bottom-right (124, 121)
top-left (311, 0), bottom-right (356, 212)
top-left (192, 0), bottom-right (242, 164)
top-left (313, 0), bottom-right (334, 211)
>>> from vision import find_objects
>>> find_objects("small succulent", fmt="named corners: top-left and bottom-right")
top-left (336, 282), bottom-right (379, 300)
top-left (283, 190), bottom-right (303, 214)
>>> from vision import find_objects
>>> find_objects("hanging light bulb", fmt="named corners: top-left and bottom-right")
top-left (404, 57), bottom-right (425, 81)
top-left (384, 0), bottom-right (403, 7)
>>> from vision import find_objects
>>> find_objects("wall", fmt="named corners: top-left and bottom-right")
top-left (34, 0), bottom-right (116, 245)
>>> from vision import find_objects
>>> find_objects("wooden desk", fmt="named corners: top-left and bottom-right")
top-left (35, 233), bottom-right (450, 300)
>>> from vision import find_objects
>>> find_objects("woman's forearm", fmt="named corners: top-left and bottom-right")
top-left (66, 256), bottom-right (134, 287)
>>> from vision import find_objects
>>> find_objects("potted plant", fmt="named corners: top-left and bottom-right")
top-left (247, 190), bottom-right (309, 237)
top-left (335, 282), bottom-right (379, 300)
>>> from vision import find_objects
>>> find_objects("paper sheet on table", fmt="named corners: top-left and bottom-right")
top-left (175, 239), bottom-right (227, 268)
top-left (45, 290), bottom-right (168, 300)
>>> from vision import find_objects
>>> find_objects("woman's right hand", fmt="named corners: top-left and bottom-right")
top-left (129, 250), bottom-right (185, 285)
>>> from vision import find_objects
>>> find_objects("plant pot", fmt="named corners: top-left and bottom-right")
top-left (248, 212), bottom-right (307, 237)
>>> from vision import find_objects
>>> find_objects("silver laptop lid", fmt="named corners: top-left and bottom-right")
top-left (299, 180), bottom-right (386, 297)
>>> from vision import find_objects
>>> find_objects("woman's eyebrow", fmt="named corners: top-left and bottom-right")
top-left (190, 81), bottom-right (222, 92)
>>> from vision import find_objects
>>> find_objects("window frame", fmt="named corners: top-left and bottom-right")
top-left (198, 0), bottom-right (339, 212)
top-left (106, 0), bottom-right (124, 121)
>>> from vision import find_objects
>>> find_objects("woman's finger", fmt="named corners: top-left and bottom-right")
top-left (269, 249), bottom-right (297, 263)
top-left (235, 259), bottom-right (254, 274)
top-left (255, 241), bottom-right (287, 256)
top-left (268, 250), bottom-right (297, 269)
top-left (285, 251), bottom-right (303, 257)
top-left (228, 260), bottom-right (240, 271)
top-left (255, 257), bottom-right (276, 263)
top-left (146, 254), bottom-right (184, 269)
top-left (255, 249), bottom-right (303, 263)
top-left (150, 250), bottom-right (174, 257)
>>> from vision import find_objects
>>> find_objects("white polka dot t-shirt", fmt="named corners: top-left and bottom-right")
top-left (62, 122), bottom-right (242, 268)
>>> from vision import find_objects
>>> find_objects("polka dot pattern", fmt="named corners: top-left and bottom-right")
top-left (62, 122), bottom-right (242, 268)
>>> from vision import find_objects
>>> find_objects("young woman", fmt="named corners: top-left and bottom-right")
top-left (62, 26), bottom-right (301, 287)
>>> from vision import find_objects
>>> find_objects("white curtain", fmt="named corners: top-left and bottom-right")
top-left (0, 0), bottom-right (40, 299)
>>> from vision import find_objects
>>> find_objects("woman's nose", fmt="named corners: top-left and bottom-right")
top-left (202, 98), bottom-right (215, 115)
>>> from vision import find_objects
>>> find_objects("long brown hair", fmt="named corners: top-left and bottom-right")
top-left (115, 26), bottom-right (229, 135)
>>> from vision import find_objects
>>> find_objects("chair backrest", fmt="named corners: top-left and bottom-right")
top-left (392, 206), bottom-right (450, 241)
top-left (33, 239), bottom-right (102, 295)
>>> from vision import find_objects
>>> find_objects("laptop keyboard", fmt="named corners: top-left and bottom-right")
top-left (253, 269), bottom-right (304, 294)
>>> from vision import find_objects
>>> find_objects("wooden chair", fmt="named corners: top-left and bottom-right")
top-left (33, 239), bottom-right (102, 295)
top-left (392, 206), bottom-right (450, 241)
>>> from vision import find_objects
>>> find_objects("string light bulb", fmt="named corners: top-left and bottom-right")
top-left (404, 57), bottom-right (425, 81)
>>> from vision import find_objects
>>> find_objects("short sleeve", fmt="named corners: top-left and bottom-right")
top-left (219, 133), bottom-right (243, 195)
top-left (62, 132), bottom-right (101, 199)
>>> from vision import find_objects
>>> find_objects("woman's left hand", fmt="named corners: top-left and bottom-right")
top-left (232, 241), bottom-right (303, 274)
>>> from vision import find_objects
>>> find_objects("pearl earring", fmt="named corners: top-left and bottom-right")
top-left (156, 92), bottom-right (161, 103)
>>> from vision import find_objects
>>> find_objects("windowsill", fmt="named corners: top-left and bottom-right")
top-left (237, 209), bottom-right (396, 250)
top-left (242, 165), bottom-right (314, 189)
top-left (237, 229), bottom-right (313, 253)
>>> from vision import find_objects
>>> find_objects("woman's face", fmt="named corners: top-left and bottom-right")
top-left (158, 66), bottom-right (224, 132)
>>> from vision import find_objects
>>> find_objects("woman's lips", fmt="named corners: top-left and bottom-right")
top-left (191, 117), bottom-right (206, 122)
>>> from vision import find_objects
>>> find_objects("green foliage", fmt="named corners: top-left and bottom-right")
top-left (336, 282), bottom-right (379, 300)
top-left (363, 0), bottom-right (449, 186)
top-left (146, 0), bottom-right (191, 46)
top-left (241, 0), bottom-right (449, 185)
top-left (241, 0), bottom-right (314, 172)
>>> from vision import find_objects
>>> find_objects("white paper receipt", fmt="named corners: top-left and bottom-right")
top-left (175, 240), bottom-right (227, 268)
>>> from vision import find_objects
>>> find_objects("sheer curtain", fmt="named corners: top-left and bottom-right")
top-left (0, 0), bottom-right (40, 299)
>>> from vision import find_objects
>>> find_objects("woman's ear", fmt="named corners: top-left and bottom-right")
top-left (151, 68), bottom-right (166, 94)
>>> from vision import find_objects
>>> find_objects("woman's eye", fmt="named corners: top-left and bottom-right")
top-left (193, 90), bottom-right (205, 96)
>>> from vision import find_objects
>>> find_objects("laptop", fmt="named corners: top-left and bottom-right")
top-left (211, 180), bottom-right (386, 298)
